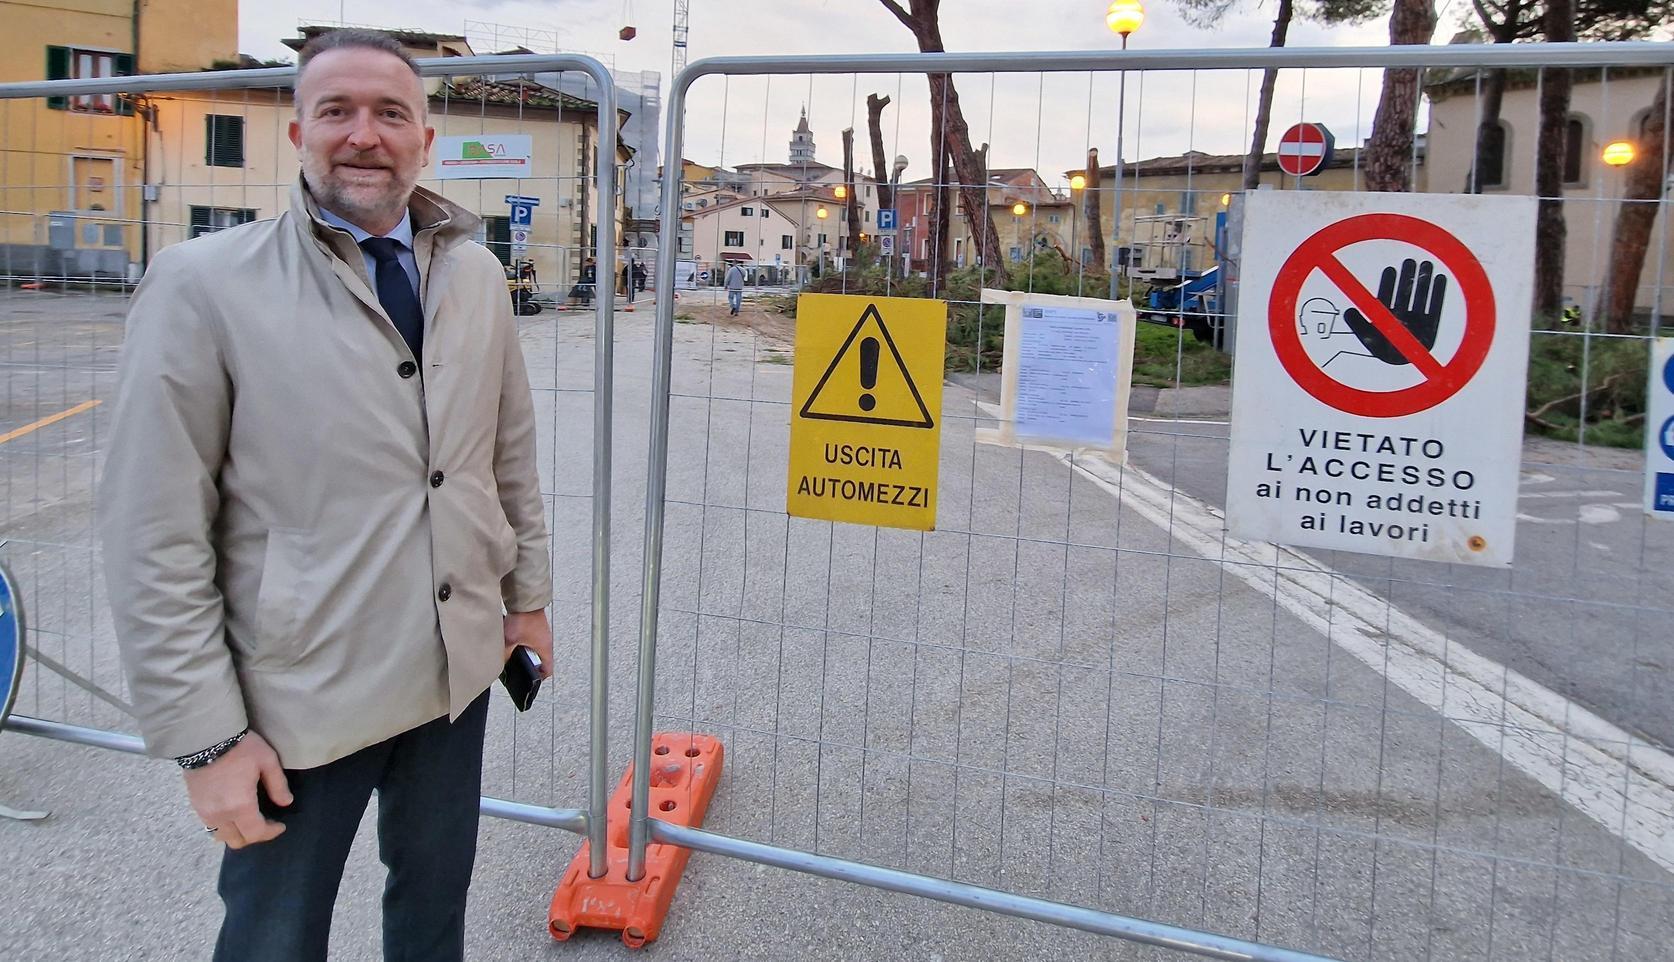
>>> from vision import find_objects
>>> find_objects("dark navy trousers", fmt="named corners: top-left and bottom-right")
top-left (212, 691), bottom-right (490, 962)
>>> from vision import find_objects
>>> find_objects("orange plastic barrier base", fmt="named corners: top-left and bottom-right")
top-left (548, 733), bottom-right (724, 948)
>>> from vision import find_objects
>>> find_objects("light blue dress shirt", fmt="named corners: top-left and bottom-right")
top-left (316, 206), bottom-right (421, 302)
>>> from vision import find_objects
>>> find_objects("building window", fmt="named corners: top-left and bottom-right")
top-left (760, 208), bottom-right (770, 220)
top-left (1476, 120), bottom-right (1509, 190)
top-left (1562, 115), bottom-right (1588, 186)
top-left (1632, 108), bottom-right (1658, 141)
top-left (724, 230), bottom-right (745, 246)
top-left (818, 233), bottom-right (828, 245)
top-left (781, 234), bottom-right (793, 250)
top-left (189, 206), bottom-right (256, 239)
top-left (1048, 214), bottom-right (1061, 225)
top-left (45, 46), bottom-right (134, 114)
top-left (1009, 246), bottom-right (1023, 262)
top-left (206, 115), bottom-right (246, 168)
top-left (864, 209), bottom-right (872, 223)
top-left (70, 155), bottom-right (118, 213)
top-left (741, 207), bottom-right (754, 217)
top-left (481, 215), bottom-right (512, 266)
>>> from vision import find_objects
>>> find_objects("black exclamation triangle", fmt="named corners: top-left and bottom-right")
top-left (858, 337), bottom-right (880, 412)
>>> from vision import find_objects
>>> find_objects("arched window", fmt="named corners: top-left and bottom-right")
top-left (1562, 114), bottom-right (1589, 186)
top-left (1630, 106), bottom-right (1664, 143)
top-left (1475, 120), bottom-right (1509, 190)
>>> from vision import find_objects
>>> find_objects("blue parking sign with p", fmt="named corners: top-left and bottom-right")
top-left (0, 561), bottom-right (25, 725)
top-left (877, 209), bottom-right (898, 231)
top-left (1647, 340), bottom-right (1674, 516)
top-left (510, 203), bottom-right (534, 228)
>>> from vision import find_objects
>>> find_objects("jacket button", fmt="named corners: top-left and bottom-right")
top-left (430, 471), bottom-right (444, 488)
top-left (398, 360), bottom-right (417, 379)
top-left (437, 583), bottom-right (452, 602)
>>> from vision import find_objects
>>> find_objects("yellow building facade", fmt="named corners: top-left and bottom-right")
top-left (1, 0), bottom-right (236, 280)
top-left (3, 11), bottom-right (628, 292)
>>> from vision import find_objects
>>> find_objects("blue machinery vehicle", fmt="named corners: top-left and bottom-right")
top-left (1134, 209), bottom-right (1230, 349)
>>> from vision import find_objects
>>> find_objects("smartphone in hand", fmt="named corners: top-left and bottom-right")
top-left (500, 646), bottom-right (543, 712)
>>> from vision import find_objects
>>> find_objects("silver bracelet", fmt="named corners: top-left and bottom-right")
top-left (175, 729), bottom-right (248, 770)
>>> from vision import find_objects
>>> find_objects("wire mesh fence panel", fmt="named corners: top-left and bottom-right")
top-left (635, 47), bottom-right (1674, 961)
top-left (0, 57), bottom-right (622, 816)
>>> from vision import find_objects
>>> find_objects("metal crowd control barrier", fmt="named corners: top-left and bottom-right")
top-left (3, 39), bottom-right (1674, 961)
top-left (637, 43), bottom-right (1674, 960)
top-left (0, 54), bottom-right (618, 875)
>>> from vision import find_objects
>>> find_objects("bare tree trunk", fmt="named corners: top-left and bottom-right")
top-left (931, 130), bottom-right (951, 293)
top-left (1242, 0), bottom-right (1294, 190)
top-left (842, 127), bottom-right (862, 256)
top-left (1533, 0), bottom-right (1576, 317)
top-left (878, 0), bottom-right (1009, 286)
top-left (1083, 147), bottom-right (1105, 271)
top-left (867, 93), bottom-right (893, 213)
top-left (1362, 0), bottom-right (1436, 192)
top-left (1602, 76), bottom-right (1669, 333)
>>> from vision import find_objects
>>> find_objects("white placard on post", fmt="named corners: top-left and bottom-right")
top-left (977, 289), bottom-right (1137, 460)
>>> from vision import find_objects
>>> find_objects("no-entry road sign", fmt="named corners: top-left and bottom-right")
top-left (1277, 123), bottom-right (1335, 177)
top-left (1226, 191), bottom-right (1536, 567)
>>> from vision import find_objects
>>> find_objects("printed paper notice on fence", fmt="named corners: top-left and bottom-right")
top-left (1013, 304), bottom-right (1121, 446)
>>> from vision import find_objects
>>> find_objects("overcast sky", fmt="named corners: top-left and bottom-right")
top-left (242, 0), bottom-right (1463, 186)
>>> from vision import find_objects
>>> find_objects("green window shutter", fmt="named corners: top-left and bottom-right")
top-left (189, 206), bottom-right (211, 239)
top-left (206, 115), bottom-right (245, 167)
top-left (114, 53), bottom-right (134, 116)
top-left (46, 46), bottom-right (68, 110)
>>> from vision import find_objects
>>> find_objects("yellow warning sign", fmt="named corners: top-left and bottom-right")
top-left (787, 293), bottom-right (947, 530)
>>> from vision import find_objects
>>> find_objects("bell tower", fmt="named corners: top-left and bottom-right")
top-left (789, 107), bottom-right (816, 164)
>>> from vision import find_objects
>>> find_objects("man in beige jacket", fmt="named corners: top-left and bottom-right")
top-left (98, 29), bottom-right (552, 961)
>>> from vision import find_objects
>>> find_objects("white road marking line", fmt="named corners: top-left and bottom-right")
top-left (1078, 454), bottom-right (1674, 874)
top-left (975, 404), bottom-right (1674, 875)
top-left (1129, 415), bottom-right (1231, 426)
top-left (1516, 504), bottom-right (1624, 525)
top-left (1517, 490), bottom-right (1624, 500)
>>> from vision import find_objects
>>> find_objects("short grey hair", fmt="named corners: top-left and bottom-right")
top-left (295, 29), bottom-right (422, 86)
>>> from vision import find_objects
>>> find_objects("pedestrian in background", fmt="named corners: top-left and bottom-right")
top-left (725, 262), bottom-right (746, 315)
top-left (572, 256), bottom-right (597, 306)
top-left (98, 29), bottom-right (553, 962)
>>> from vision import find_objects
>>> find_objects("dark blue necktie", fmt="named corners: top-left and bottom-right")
top-left (360, 237), bottom-right (423, 361)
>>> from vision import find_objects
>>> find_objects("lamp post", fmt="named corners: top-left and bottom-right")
top-left (1011, 202), bottom-right (1029, 264)
top-left (1069, 174), bottom-right (1086, 270)
top-left (1106, 0), bottom-right (1144, 300)
top-left (1597, 140), bottom-right (1637, 322)
top-left (890, 154), bottom-right (910, 276)
top-left (816, 204), bottom-right (830, 273)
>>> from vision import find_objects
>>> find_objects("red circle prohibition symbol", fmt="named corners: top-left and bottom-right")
top-left (1269, 213), bottom-right (1496, 419)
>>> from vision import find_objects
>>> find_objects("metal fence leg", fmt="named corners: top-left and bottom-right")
top-left (627, 70), bottom-right (693, 883)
